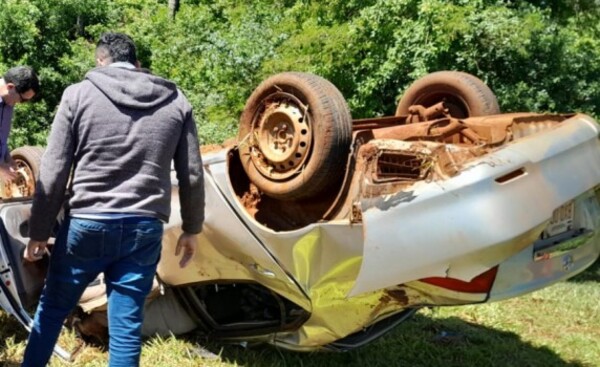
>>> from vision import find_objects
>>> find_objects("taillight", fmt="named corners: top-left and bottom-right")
top-left (419, 266), bottom-right (499, 293)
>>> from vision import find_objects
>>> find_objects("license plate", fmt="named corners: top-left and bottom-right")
top-left (534, 197), bottom-right (595, 262)
top-left (542, 201), bottom-right (574, 238)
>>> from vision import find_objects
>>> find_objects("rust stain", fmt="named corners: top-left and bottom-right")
top-left (370, 288), bottom-right (411, 318)
top-left (239, 183), bottom-right (261, 215)
top-left (385, 289), bottom-right (409, 305)
top-left (378, 294), bottom-right (392, 304)
top-left (358, 143), bottom-right (379, 163)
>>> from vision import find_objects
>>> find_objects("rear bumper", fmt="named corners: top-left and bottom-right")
top-left (489, 189), bottom-right (600, 301)
top-left (351, 114), bottom-right (600, 296)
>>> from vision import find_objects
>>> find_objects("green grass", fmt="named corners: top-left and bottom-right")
top-left (1, 260), bottom-right (598, 367)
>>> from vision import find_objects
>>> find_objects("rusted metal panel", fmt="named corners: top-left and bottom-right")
top-left (351, 114), bottom-right (600, 296)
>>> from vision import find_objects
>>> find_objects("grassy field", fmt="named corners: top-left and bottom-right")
top-left (1, 260), bottom-right (598, 367)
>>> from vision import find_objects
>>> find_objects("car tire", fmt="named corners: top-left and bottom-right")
top-left (395, 71), bottom-right (500, 118)
top-left (10, 146), bottom-right (44, 197)
top-left (238, 72), bottom-right (352, 200)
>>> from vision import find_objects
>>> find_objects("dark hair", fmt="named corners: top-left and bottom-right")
top-left (95, 32), bottom-right (137, 65)
top-left (4, 66), bottom-right (40, 95)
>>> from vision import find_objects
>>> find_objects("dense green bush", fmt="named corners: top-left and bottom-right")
top-left (0, 0), bottom-right (599, 146)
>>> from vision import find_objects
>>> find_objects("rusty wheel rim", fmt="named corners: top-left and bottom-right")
top-left (9, 159), bottom-right (35, 198)
top-left (250, 92), bottom-right (312, 180)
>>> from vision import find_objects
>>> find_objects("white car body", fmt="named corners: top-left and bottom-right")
top-left (0, 112), bottom-right (599, 355)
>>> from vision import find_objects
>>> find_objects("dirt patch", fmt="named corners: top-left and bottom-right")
top-left (239, 184), bottom-right (261, 216)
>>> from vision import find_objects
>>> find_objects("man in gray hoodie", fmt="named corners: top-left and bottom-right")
top-left (22, 32), bottom-right (204, 367)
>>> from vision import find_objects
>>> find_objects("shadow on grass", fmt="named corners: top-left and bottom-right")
top-left (567, 257), bottom-right (600, 283)
top-left (195, 313), bottom-right (587, 367)
top-left (0, 306), bottom-right (589, 367)
top-left (0, 311), bottom-right (29, 367)
top-left (0, 311), bottom-right (29, 344)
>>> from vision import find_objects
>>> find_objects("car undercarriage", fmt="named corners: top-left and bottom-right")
top-left (0, 71), bottom-right (599, 358)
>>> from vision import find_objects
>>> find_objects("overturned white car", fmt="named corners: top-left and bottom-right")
top-left (1, 71), bottom-right (599, 356)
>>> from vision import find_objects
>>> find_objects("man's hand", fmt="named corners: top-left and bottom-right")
top-left (25, 240), bottom-right (48, 262)
top-left (175, 232), bottom-right (198, 268)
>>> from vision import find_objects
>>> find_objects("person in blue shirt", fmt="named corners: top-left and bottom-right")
top-left (0, 66), bottom-right (40, 183)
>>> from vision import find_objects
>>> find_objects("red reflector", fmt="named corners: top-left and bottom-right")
top-left (5, 280), bottom-right (11, 287)
top-left (420, 266), bottom-right (499, 293)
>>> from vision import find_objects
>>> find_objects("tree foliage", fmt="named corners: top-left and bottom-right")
top-left (0, 0), bottom-right (599, 146)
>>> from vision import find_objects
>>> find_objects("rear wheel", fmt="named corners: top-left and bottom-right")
top-left (238, 72), bottom-right (352, 200)
top-left (396, 71), bottom-right (500, 118)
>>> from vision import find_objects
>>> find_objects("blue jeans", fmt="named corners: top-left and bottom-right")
top-left (22, 216), bottom-right (163, 367)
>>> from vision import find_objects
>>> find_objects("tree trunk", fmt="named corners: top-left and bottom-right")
top-left (168, 0), bottom-right (180, 19)
top-left (76, 15), bottom-right (84, 37)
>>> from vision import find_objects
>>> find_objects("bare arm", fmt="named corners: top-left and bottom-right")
top-left (175, 232), bottom-right (198, 268)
